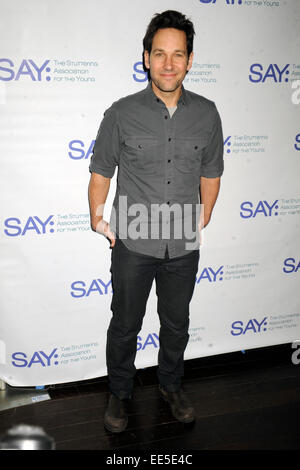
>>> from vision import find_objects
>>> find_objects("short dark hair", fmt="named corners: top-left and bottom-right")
top-left (143, 10), bottom-right (195, 57)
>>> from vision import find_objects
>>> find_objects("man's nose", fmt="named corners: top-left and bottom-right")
top-left (164, 55), bottom-right (173, 69)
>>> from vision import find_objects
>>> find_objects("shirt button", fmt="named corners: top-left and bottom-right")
top-left (168, 159), bottom-right (171, 163)
top-left (167, 181), bottom-right (170, 184)
top-left (168, 138), bottom-right (171, 142)
top-left (164, 115), bottom-right (168, 119)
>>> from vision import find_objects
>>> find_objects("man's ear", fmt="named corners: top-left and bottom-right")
top-left (187, 51), bottom-right (194, 72)
top-left (144, 50), bottom-right (150, 70)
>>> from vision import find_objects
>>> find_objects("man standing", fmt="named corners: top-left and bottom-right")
top-left (88, 10), bottom-right (224, 433)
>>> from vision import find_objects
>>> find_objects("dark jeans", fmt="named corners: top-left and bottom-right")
top-left (106, 239), bottom-right (200, 399)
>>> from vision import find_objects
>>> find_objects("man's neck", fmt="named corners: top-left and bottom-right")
top-left (151, 81), bottom-right (182, 108)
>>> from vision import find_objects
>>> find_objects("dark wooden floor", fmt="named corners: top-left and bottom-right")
top-left (1, 343), bottom-right (300, 451)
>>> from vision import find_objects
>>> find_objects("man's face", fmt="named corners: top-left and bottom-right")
top-left (144, 28), bottom-right (193, 95)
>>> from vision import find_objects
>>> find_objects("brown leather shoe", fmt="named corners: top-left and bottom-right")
top-left (159, 386), bottom-right (195, 423)
top-left (104, 394), bottom-right (128, 433)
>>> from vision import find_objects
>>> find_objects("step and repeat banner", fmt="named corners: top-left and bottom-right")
top-left (0, 0), bottom-right (299, 386)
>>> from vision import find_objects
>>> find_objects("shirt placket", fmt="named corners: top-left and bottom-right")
top-left (162, 102), bottom-right (177, 257)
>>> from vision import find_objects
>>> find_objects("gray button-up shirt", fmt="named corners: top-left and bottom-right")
top-left (89, 82), bottom-right (224, 259)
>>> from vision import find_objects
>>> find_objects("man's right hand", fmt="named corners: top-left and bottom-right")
top-left (95, 219), bottom-right (116, 248)
top-left (88, 172), bottom-right (114, 246)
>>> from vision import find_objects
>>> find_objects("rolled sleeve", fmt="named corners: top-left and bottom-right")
top-left (89, 105), bottom-right (121, 178)
top-left (201, 104), bottom-right (224, 178)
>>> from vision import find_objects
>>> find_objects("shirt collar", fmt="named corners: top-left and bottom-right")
top-left (145, 81), bottom-right (187, 107)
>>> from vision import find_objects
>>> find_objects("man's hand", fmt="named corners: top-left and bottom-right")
top-left (198, 176), bottom-right (221, 244)
top-left (88, 172), bottom-right (115, 247)
top-left (96, 219), bottom-right (116, 248)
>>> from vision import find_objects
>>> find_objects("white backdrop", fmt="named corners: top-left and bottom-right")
top-left (0, 0), bottom-right (299, 386)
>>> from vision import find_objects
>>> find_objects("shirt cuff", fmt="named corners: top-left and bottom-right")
top-left (89, 163), bottom-right (116, 178)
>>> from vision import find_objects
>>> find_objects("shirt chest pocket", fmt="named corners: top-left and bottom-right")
top-left (174, 138), bottom-right (203, 174)
top-left (123, 136), bottom-right (158, 175)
